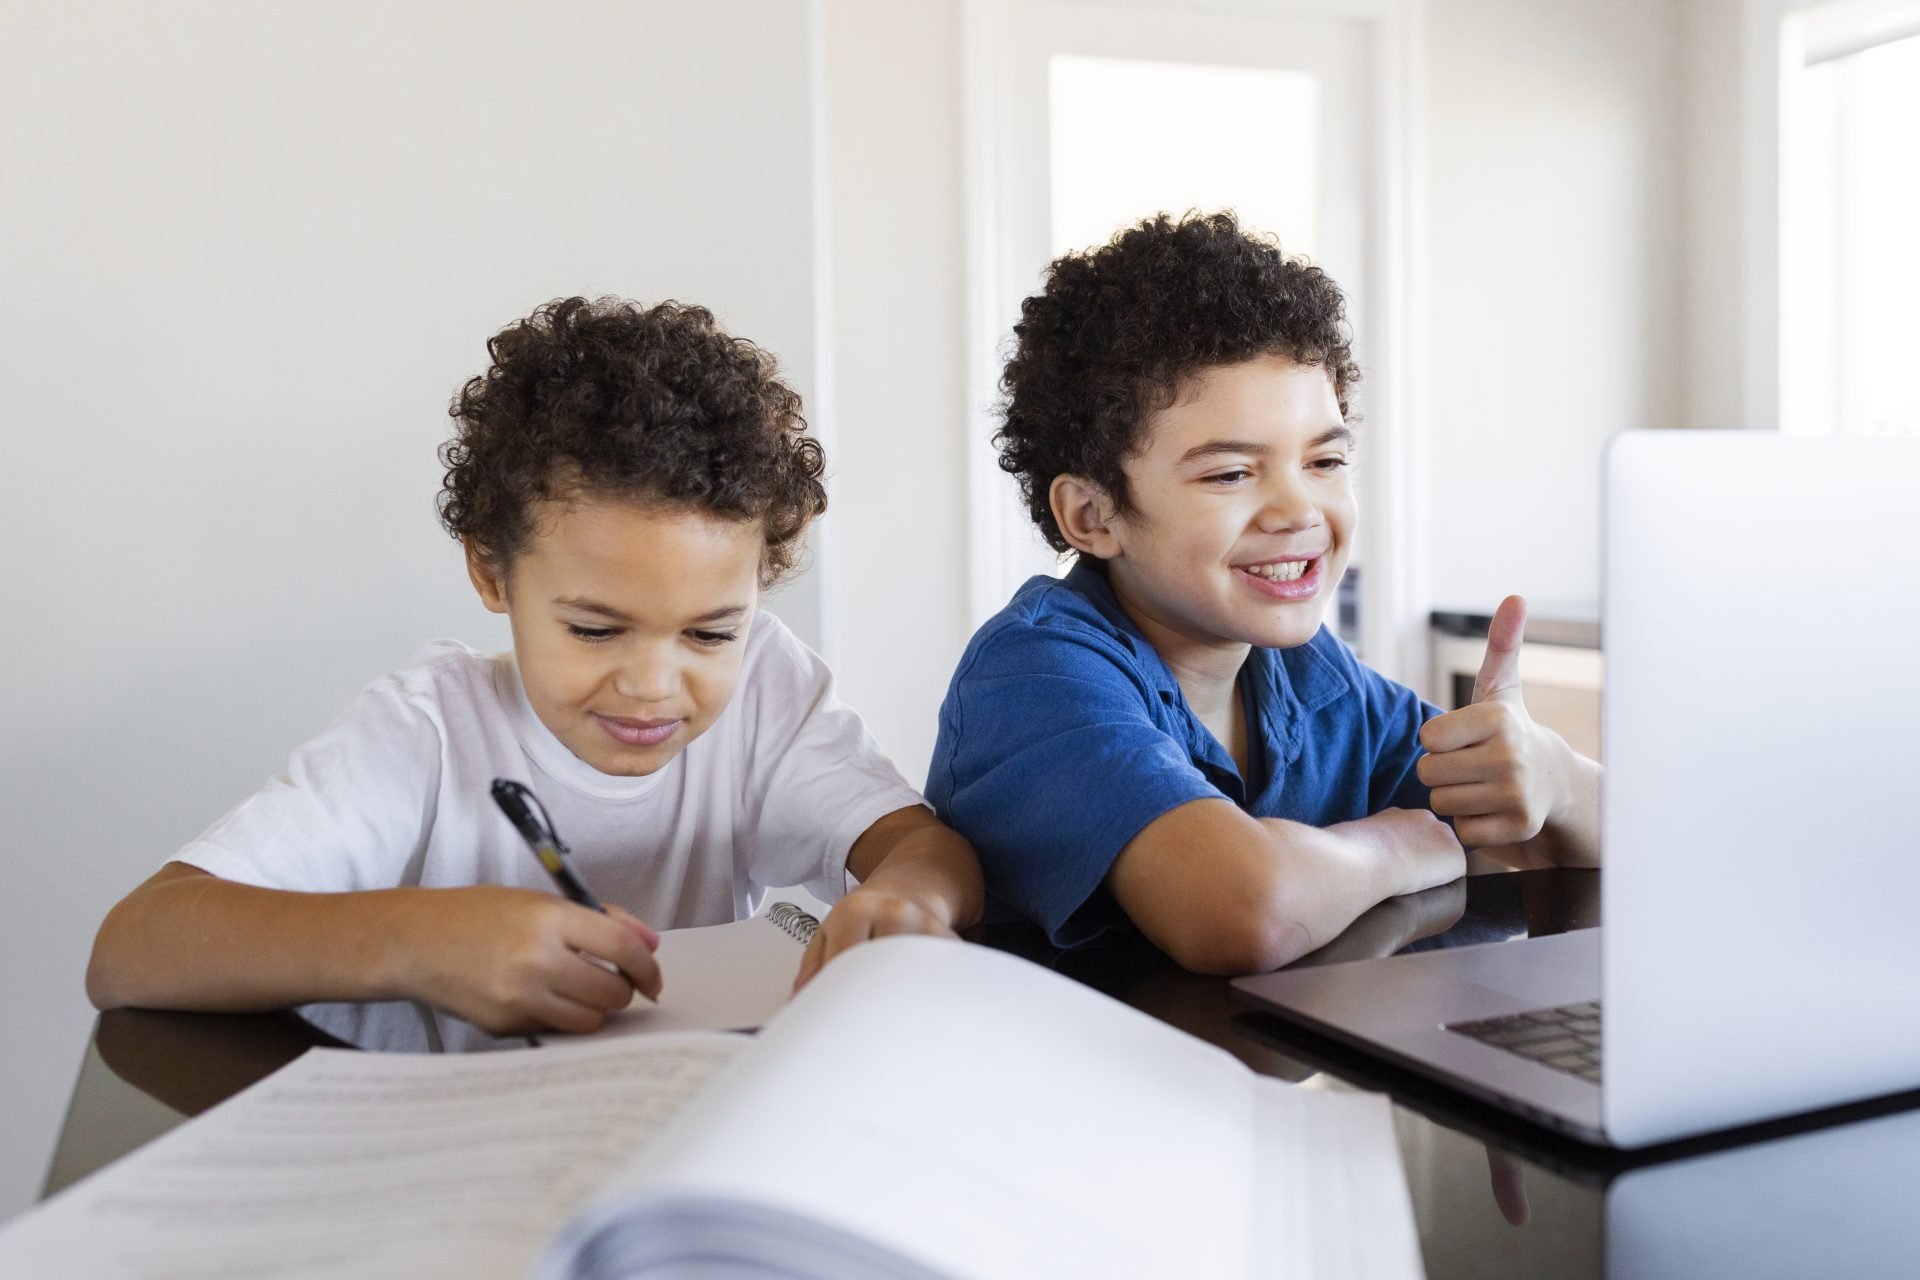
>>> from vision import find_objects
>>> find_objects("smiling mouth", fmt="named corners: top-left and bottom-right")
top-left (1238, 558), bottom-right (1315, 582)
top-left (1233, 555), bottom-right (1324, 599)
top-left (593, 713), bottom-right (684, 748)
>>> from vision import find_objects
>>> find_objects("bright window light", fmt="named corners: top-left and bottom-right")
top-left (1844, 32), bottom-right (1920, 436)
top-left (1780, 16), bottom-right (1920, 436)
top-left (1047, 56), bottom-right (1321, 260)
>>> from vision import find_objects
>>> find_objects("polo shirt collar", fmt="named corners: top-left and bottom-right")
top-left (1060, 559), bottom-right (1354, 789)
top-left (1246, 638), bottom-right (1352, 771)
top-left (1270, 632), bottom-right (1353, 716)
top-left (1061, 561), bottom-right (1184, 700)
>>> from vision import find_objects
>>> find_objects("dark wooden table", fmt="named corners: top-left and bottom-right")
top-left (42, 869), bottom-right (1920, 1278)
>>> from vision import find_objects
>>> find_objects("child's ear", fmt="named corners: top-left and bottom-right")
top-left (1049, 474), bottom-right (1123, 561)
top-left (464, 538), bottom-right (510, 614)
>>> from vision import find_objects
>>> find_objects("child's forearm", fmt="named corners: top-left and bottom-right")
top-left (1107, 800), bottom-right (1464, 975)
top-left (849, 809), bottom-right (985, 932)
top-left (86, 863), bottom-right (422, 1013)
top-left (1540, 749), bottom-right (1602, 865)
top-left (791, 807), bottom-right (985, 990)
top-left (89, 864), bottom-right (663, 1035)
top-left (1259, 809), bottom-right (1467, 958)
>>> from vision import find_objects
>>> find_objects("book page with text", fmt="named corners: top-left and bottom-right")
top-left (0, 1034), bottom-right (745, 1280)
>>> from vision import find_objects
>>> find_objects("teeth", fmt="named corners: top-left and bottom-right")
top-left (1245, 560), bottom-right (1310, 582)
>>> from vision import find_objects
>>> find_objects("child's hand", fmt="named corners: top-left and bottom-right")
top-left (400, 886), bottom-right (662, 1036)
top-left (1416, 595), bottom-right (1576, 848)
top-left (790, 806), bottom-right (984, 993)
top-left (791, 886), bottom-right (958, 993)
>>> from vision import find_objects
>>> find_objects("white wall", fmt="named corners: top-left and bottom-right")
top-left (1426, 0), bottom-right (1788, 609)
top-left (1424, 0), bottom-right (1687, 613)
top-left (821, 0), bottom-right (972, 787)
top-left (0, 0), bottom-right (826, 1217)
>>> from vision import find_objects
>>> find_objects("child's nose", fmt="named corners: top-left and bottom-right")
top-left (1253, 475), bottom-right (1317, 532)
top-left (615, 652), bottom-right (679, 703)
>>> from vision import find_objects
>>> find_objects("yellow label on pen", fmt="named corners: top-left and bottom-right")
top-left (536, 847), bottom-right (565, 875)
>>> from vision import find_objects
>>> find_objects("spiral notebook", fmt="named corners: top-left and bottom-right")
top-left (586, 899), bottom-right (822, 1038)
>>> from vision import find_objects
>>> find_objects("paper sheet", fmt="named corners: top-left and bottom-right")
top-left (582, 911), bottom-right (809, 1037)
top-left (0, 1035), bottom-right (745, 1279)
top-left (1251, 1081), bottom-right (1426, 1280)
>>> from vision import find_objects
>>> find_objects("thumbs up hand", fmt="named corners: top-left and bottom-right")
top-left (1470, 593), bottom-right (1528, 707)
top-left (1417, 596), bottom-right (1575, 850)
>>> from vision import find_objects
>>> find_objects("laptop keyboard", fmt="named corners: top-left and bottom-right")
top-left (1446, 1002), bottom-right (1604, 1083)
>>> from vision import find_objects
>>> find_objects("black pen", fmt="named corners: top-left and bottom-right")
top-left (491, 778), bottom-right (605, 912)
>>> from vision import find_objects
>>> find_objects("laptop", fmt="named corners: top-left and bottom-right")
top-left (1233, 430), bottom-right (1920, 1148)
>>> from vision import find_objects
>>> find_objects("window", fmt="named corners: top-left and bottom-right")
top-left (1780, 6), bottom-right (1920, 436)
top-left (1048, 56), bottom-right (1321, 259)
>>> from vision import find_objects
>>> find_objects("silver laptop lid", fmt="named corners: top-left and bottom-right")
top-left (1603, 430), bottom-right (1920, 1146)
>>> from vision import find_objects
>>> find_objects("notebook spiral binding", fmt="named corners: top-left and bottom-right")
top-left (766, 901), bottom-right (821, 945)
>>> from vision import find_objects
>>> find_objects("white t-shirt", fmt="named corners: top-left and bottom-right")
top-left (176, 612), bottom-right (924, 927)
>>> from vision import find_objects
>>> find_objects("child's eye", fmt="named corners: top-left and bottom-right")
top-left (689, 630), bottom-right (739, 648)
top-left (566, 624), bottom-right (619, 642)
top-left (1204, 468), bottom-right (1254, 485)
top-left (1310, 456), bottom-right (1352, 473)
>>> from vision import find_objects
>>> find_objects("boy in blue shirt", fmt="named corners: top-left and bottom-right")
top-left (927, 213), bottom-right (1599, 973)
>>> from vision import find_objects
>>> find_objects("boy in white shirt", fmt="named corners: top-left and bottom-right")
top-left (88, 296), bottom-right (983, 1036)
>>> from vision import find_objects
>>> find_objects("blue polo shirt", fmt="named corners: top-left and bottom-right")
top-left (925, 563), bottom-right (1440, 947)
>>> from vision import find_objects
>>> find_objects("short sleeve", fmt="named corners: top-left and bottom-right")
top-left (175, 678), bottom-right (442, 893)
top-left (931, 620), bottom-right (1225, 946)
top-left (1351, 657), bottom-right (1442, 813)
top-left (734, 618), bottom-right (926, 904)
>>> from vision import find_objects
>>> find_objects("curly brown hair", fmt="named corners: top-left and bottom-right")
top-left (439, 296), bottom-right (826, 584)
top-left (995, 211), bottom-right (1361, 554)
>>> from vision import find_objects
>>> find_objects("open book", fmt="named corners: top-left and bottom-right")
top-left (1, 938), bottom-right (1424, 1279)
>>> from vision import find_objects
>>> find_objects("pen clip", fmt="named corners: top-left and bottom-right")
top-left (493, 777), bottom-right (604, 912)
top-left (491, 777), bottom-right (569, 856)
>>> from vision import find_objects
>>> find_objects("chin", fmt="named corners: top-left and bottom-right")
top-left (598, 757), bottom-right (666, 778)
top-left (1243, 611), bottom-right (1329, 650)
top-left (569, 742), bottom-right (672, 778)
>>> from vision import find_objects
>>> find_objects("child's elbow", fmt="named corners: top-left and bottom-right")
top-left (1160, 891), bottom-right (1315, 976)
top-left (85, 968), bottom-right (119, 1012)
top-left (1231, 910), bottom-right (1318, 974)
top-left (85, 936), bottom-right (122, 1011)
top-left (85, 904), bottom-right (140, 1011)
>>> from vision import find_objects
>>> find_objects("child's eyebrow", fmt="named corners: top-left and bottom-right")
top-left (1176, 427), bottom-right (1353, 465)
top-left (1178, 439), bottom-right (1270, 464)
top-left (554, 597), bottom-right (634, 621)
top-left (555, 599), bottom-right (750, 626)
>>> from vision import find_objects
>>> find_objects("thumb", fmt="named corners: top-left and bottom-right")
top-left (1473, 595), bottom-right (1528, 705)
